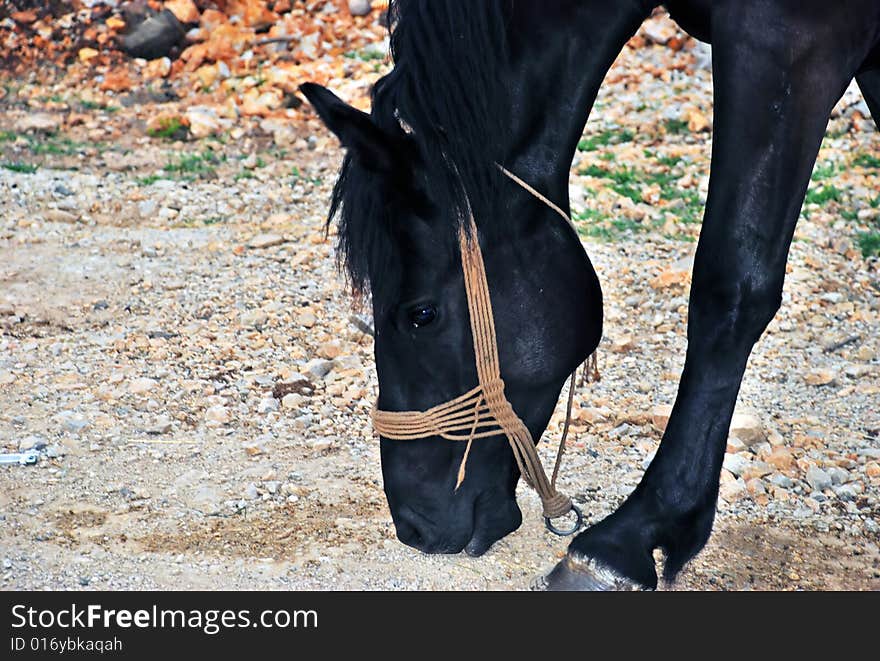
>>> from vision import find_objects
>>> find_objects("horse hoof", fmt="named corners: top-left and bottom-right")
top-left (532, 553), bottom-right (643, 591)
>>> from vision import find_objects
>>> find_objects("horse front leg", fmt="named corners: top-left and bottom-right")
top-left (542, 13), bottom-right (863, 590)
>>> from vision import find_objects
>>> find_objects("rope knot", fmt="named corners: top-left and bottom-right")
top-left (482, 378), bottom-right (505, 398)
top-left (541, 493), bottom-right (573, 520)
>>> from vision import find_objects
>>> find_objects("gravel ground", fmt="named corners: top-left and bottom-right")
top-left (1, 16), bottom-right (879, 590)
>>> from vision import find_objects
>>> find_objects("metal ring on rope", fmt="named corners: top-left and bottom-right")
top-left (544, 504), bottom-right (584, 536)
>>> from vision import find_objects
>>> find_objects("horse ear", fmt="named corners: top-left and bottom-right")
top-left (300, 83), bottom-right (398, 173)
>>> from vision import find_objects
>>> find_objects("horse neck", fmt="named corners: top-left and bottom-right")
top-left (503, 1), bottom-right (654, 205)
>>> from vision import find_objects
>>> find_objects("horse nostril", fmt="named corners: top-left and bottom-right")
top-left (396, 524), bottom-right (421, 549)
top-left (394, 511), bottom-right (428, 550)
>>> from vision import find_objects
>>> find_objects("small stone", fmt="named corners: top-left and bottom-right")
top-left (143, 56), bottom-right (172, 79)
top-left (304, 358), bottom-right (334, 380)
top-left (318, 341), bottom-right (343, 359)
top-left (855, 346), bottom-right (875, 361)
top-left (728, 412), bottom-right (765, 447)
top-left (185, 106), bottom-right (223, 139)
top-left (265, 481), bottom-right (280, 495)
top-left (188, 485), bottom-right (223, 515)
top-left (129, 377), bottom-right (158, 395)
top-left (164, 0), bottom-right (201, 23)
top-left (865, 461), bottom-right (880, 478)
top-left (248, 234), bottom-right (286, 249)
top-left (44, 209), bottom-right (80, 224)
top-left (742, 461), bottom-right (773, 480)
top-left (766, 447), bottom-right (795, 471)
top-left (244, 483), bottom-right (259, 499)
top-left (805, 465), bottom-right (832, 492)
top-left (726, 437), bottom-right (746, 453)
top-left (332, 355), bottom-right (362, 371)
top-left (722, 453), bottom-right (751, 478)
top-left (18, 436), bottom-right (46, 451)
top-left (610, 334), bottom-right (637, 353)
top-left (804, 369), bottom-right (836, 386)
top-left (122, 9), bottom-right (186, 60)
top-left (242, 440), bottom-right (265, 456)
top-left (281, 393), bottom-right (303, 409)
top-left (0, 371), bottom-right (15, 386)
top-left (832, 484), bottom-right (860, 501)
top-left (257, 398), bottom-right (279, 414)
top-left (745, 478), bottom-right (766, 497)
top-left (204, 405), bottom-right (230, 424)
top-left (2, 558), bottom-right (11, 570)
top-left (641, 18), bottom-right (677, 45)
top-left (769, 473), bottom-right (793, 489)
top-left (58, 413), bottom-right (88, 433)
top-left (719, 477), bottom-right (747, 502)
top-left (348, 0), bottom-right (372, 16)
top-left (147, 416), bottom-right (173, 435)
top-left (297, 311), bottom-right (317, 328)
top-left (826, 466), bottom-right (850, 485)
top-left (138, 199), bottom-right (158, 217)
top-left (312, 438), bottom-right (334, 453)
top-left (650, 404), bottom-right (673, 431)
top-left (15, 113), bottom-right (60, 133)
top-left (240, 310), bottom-right (268, 330)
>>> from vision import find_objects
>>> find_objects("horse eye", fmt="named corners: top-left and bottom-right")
top-left (408, 304), bottom-right (437, 328)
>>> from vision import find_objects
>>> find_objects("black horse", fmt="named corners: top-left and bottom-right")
top-left (301, 0), bottom-right (880, 589)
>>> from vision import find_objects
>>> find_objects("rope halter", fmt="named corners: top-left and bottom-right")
top-left (371, 167), bottom-right (596, 534)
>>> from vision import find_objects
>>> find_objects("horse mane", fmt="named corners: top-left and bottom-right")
top-left (328, 0), bottom-right (512, 302)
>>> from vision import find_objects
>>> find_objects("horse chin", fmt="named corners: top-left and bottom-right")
top-left (464, 536), bottom-right (493, 557)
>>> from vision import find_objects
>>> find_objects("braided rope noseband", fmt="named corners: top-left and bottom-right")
top-left (371, 167), bottom-right (597, 532)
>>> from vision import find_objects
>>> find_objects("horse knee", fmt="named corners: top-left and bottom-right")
top-left (689, 273), bottom-right (782, 351)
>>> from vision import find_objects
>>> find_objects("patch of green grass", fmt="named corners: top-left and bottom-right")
top-left (0, 131), bottom-right (94, 157)
top-left (853, 153), bottom-right (880, 168)
top-left (573, 207), bottom-right (652, 241)
top-left (79, 99), bottom-right (118, 113)
top-left (577, 129), bottom-right (635, 152)
top-left (2, 162), bottom-right (37, 173)
top-left (344, 47), bottom-right (386, 62)
top-left (664, 119), bottom-right (690, 135)
top-left (870, 195), bottom-right (880, 209)
top-left (840, 208), bottom-right (859, 222)
top-left (137, 174), bottom-right (166, 186)
top-left (29, 135), bottom-right (93, 156)
top-left (148, 117), bottom-right (187, 140)
top-left (656, 155), bottom-right (682, 168)
top-left (811, 162), bottom-right (837, 181)
top-left (610, 182), bottom-right (642, 204)
top-left (580, 163), bottom-right (704, 209)
top-left (234, 171), bottom-right (256, 181)
top-left (805, 185), bottom-right (844, 205)
top-left (163, 151), bottom-right (218, 179)
top-left (856, 231), bottom-right (880, 258)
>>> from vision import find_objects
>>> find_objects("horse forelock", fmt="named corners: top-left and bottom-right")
top-left (328, 0), bottom-right (514, 308)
